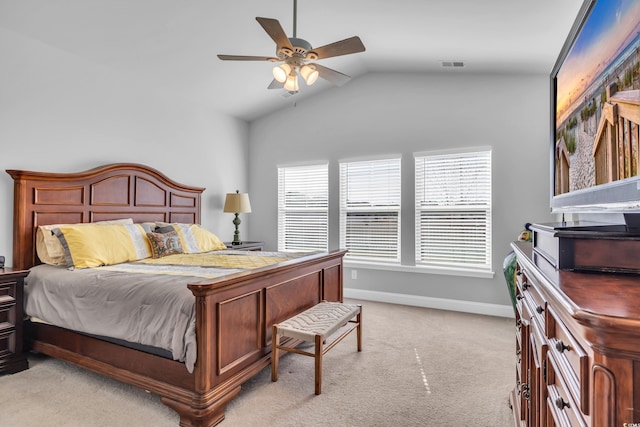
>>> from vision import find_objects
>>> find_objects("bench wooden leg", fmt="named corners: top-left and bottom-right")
top-left (271, 325), bottom-right (279, 382)
top-left (357, 307), bottom-right (362, 352)
top-left (315, 334), bottom-right (322, 395)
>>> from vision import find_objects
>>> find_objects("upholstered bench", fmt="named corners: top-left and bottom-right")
top-left (271, 301), bottom-right (362, 395)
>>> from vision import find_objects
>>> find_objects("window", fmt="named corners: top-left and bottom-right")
top-left (339, 157), bottom-right (401, 262)
top-left (415, 148), bottom-right (492, 272)
top-left (277, 163), bottom-right (328, 252)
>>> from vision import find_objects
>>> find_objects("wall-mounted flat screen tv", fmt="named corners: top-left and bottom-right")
top-left (551, 0), bottom-right (640, 212)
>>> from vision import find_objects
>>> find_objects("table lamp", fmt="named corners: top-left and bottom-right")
top-left (223, 190), bottom-right (252, 245)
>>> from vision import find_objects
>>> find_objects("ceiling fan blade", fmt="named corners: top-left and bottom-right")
top-left (256, 17), bottom-right (293, 53)
top-left (217, 54), bottom-right (280, 62)
top-left (267, 79), bottom-right (283, 89)
top-left (314, 63), bottom-right (351, 86)
top-left (308, 36), bottom-right (365, 60)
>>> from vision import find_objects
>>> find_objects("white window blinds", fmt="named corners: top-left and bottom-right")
top-left (339, 158), bottom-right (401, 262)
top-left (415, 149), bottom-right (492, 271)
top-left (277, 163), bottom-right (328, 252)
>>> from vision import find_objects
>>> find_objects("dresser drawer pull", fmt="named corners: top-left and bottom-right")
top-left (555, 340), bottom-right (570, 353)
top-left (521, 383), bottom-right (530, 400)
top-left (536, 305), bottom-right (544, 314)
top-left (555, 397), bottom-right (570, 410)
top-left (522, 281), bottom-right (529, 290)
top-left (516, 295), bottom-right (524, 301)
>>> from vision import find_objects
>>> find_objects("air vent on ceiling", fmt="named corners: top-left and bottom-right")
top-left (442, 61), bottom-right (464, 68)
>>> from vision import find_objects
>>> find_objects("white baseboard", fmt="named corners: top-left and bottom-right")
top-left (344, 288), bottom-right (515, 318)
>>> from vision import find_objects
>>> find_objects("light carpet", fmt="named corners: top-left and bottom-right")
top-left (0, 300), bottom-right (515, 426)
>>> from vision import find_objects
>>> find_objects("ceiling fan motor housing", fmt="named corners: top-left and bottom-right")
top-left (278, 37), bottom-right (317, 61)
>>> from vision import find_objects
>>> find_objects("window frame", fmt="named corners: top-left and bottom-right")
top-left (277, 162), bottom-right (329, 252)
top-left (414, 147), bottom-right (492, 274)
top-left (339, 156), bottom-right (402, 264)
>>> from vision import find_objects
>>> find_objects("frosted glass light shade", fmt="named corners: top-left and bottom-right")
top-left (284, 73), bottom-right (299, 91)
top-left (272, 63), bottom-right (292, 83)
top-left (300, 64), bottom-right (319, 85)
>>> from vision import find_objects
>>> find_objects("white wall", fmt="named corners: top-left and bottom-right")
top-left (0, 27), bottom-right (250, 266)
top-left (1, 21), bottom-right (556, 316)
top-left (248, 71), bottom-right (555, 315)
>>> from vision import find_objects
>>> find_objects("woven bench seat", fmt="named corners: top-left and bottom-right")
top-left (271, 301), bottom-right (362, 395)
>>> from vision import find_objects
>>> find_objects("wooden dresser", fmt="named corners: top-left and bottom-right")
top-left (510, 239), bottom-right (640, 426)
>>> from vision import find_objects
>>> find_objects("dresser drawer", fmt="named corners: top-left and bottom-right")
top-left (523, 292), bottom-right (546, 334)
top-left (546, 386), bottom-right (586, 427)
top-left (547, 306), bottom-right (589, 415)
top-left (546, 353), bottom-right (587, 427)
top-left (520, 270), bottom-right (547, 329)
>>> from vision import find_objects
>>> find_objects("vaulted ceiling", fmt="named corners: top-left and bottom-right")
top-left (1, 0), bottom-right (584, 121)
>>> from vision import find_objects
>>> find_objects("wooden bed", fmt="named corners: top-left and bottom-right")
top-left (7, 163), bottom-right (346, 426)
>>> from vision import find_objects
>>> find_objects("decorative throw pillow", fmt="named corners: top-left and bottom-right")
top-left (147, 230), bottom-right (184, 258)
top-left (154, 223), bottom-right (226, 253)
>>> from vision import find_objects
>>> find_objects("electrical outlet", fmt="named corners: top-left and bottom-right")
top-left (351, 269), bottom-right (357, 280)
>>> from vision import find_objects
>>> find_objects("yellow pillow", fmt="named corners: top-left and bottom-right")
top-left (54, 223), bottom-right (151, 268)
top-left (156, 223), bottom-right (226, 253)
top-left (36, 218), bottom-right (134, 265)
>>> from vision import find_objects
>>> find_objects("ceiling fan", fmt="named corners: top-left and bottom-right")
top-left (217, 0), bottom-right (365, 94)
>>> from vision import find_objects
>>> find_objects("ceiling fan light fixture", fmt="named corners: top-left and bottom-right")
top-left (284, 72), bottom-right (299, 92)
top-left (218, 0), bottom-right (365, 94)
top-left (300, 64), bottom-right (319, 85)
top-left (272, 63), bottom-right (292, 83)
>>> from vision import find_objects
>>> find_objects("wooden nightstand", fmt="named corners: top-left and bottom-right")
top-left (0, 268), bottom-right (29, 375)
top-left (224, 241), bottom-right (264, 251)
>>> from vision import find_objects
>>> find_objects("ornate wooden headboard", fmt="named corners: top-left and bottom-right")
top-left (7, 163), bottom-right (204, 270)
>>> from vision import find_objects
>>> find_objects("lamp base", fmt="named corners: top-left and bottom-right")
top-left (231, 213), bottom-right (242, 246)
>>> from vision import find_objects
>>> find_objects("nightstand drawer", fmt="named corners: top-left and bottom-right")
top-left (0, 281), bottom-right (17, 297)
top-left (0, 327), bottom-right (16, 357)
top-left (0, 307), bottom-right (15, 327)
top-left (0, 291), bottom-right (17, 329)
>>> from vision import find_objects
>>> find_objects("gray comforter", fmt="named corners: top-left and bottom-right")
top-left (24, 264), bottom-right (198, 372)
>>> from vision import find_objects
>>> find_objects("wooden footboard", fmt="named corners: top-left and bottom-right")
top-left (186, 249), bottom-right (345, 425)
top-left (8, 163), bottom-right (346, 426)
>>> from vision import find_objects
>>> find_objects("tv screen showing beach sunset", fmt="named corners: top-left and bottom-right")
top-left (554, 0), bottom-right (640, 197)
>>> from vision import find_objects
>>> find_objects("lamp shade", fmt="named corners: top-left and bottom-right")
top-left (223, 191), bottom-right (252, 213)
